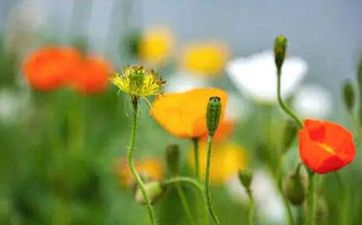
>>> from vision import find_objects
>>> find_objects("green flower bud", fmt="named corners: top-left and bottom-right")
top-left (135, 181), bottom-right (165, 205)
top-left (342, 80), bottom-right (355, 113)
top-left (207, 96), bottom-right (222, 136)
top-left (283, 166), bottom-right (307, 206)
top-left (274, 35), bottom-right (288, 71)
top-left (238, 170), bottom-right (253, 190)
top-left (166, 144), bottom-right (180, 175)
top-left (282, 120), bottom-right (298, 154)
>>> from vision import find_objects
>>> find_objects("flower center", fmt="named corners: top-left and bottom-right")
top-left (317, 143), bottom-right (335, 155)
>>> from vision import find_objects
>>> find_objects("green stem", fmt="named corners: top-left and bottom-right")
top-left (192, 138), bottom-right (200, 180)
top-left (175, 184), bottom-right (197, 225)
top-left (276, 68), bottom-right (303, 128)
top-left (246, 189), bottom-right (255, 225)
top-left (164, 177), bottom-right (209, 225)
top-left (128, 98), bottom-right (156, 225)
top-left (306, 171), bottom-right (315, 225)
top-left (205, 136), bottom-right (220, 225)
top-left (335, 172), bottom-right (349, 225)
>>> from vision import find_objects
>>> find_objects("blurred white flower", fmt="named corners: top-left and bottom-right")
top-left (226, 170), bottom-right (284, 224)
top-left (0, 88), bottom-right (31, 125)
top-left (292, 84), bottom-right (332, 119)
top-left (165, 71), bottom-right (209, 93)
top-left (5, 0), bottom-right (46, 54)
top-left (226, 51), bottom-right (308, 103)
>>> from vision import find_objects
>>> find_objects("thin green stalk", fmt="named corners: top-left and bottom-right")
top-left (164, 177), bottom-right (209, 225)
top-left (128, 98), bottom-right (156, 225)
top-left (175, 184), bottom-right (197, 225)
top-left (246, 189), bottom-right (255, 225)
top-left (276, 68), bottom-right (303, 128)
top-left (192, 138), bottom-right (200, 180)
top-left (335, 172), bottom-right (349, 225)
top-left (205, 136), bottom-right (220, 225)
top-left (306, 171), bottom-right (315, 225)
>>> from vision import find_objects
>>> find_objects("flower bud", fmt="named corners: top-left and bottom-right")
top-left (238, 170), bottom-right (253, 190)
top-left (207, 96), bottom-right (222, 136)
top-left (274, 35), bottom-right (288, 71)
top-left (135, 181), bottom-right (165, 205)
top-left (342, 80), bottom-right (355, 113)
top-left (283, 166), bottom-right (307, 206)
top-left (282, 120), bottom-right (298, 153)
top-left (166, 144), bottom-right (180, 175)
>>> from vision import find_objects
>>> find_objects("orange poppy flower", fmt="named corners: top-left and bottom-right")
top-left (151, 88), bottom-right (228, 139)
top-left (116, 158), bottom-right (164, 187)
top-left (71, 55), bottom-right (111, 94)
top-left (23, 46), bottom-right (81, 91)
top-left (299, 119), bottom-right (355, 174)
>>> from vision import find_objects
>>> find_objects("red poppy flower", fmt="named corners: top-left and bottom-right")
top-left (23, 47), bottom-right (81, 91)
top-left (299, 119), bottom-right (355, 174)
top-left (71, 55), bottom-right (111, 94)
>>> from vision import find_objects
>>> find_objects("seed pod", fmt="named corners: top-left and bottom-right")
top-left (238, 170), bottom-right (253, 190)
top-left (166, 144), bottom-right (180, 176)
top-left (206, 96), bottom-right (222, 136)
top-left (274, 35), bottom-right (288, 71)
top-left (135, 181), bottom-right (165, 205)
top-left (282, 120), bottom-right (298, 154)
top-left (342, 80), bottom-right (355, 113)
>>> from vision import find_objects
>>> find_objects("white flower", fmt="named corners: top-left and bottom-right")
top-left (292, 84), bottom-right (332, 119)
top-left (226, 51), bottom-right (308, 103)
top-left (165, 71), bottom-right (209, 93)
top-left (226, 170), bottom-right (284, 224)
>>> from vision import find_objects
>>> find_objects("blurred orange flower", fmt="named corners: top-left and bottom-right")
top-left (151, 88), bottom-right (228, 139)
top-left (23, 46), bottom-right (80, 91)
top-left (188, 142), bottom-right (247, 184)
top-left (299, 119), bottom-right (356, 174)
top-left (71, 55), bottom-right (111, 94)
top-left (116, 158), bottom-right (164, 187)
top-left (139, 27), bottom-right (174, 65)
top-left (181, 42), bottom-right (229, 76)
top-left (23, 46), bottom-right (112, 94)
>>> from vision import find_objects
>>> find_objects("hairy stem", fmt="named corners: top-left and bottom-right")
top-left (128, 98), bottom-right (156, 225)
top-left (277, 68), bottom-right (303, 128)
top-left (205, 136), bottom-right (220, 225)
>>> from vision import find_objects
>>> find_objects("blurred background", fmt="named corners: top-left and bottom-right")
top-left (1, 0), bottom-right (362, 225)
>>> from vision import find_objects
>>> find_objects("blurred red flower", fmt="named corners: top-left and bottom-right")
top-left (71, 55), bottom-right (111, 94)
top-left (299, 119), bottom-right (355, 174)
top-left (23, 46), bottom-right (80, 91)
top-left (23, 46), bottom-right (112, 94)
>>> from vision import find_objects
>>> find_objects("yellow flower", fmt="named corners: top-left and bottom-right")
top-left (151, 88), bottom-right (228, 139)
top-left (188, 142), bottom-right (247, 184)
top-left (181, 42), bottom-right (229, 76)
top-left (116, 158), bottom-right (164, 187)
top-left (110, 65), bottom-right (165, 97)
top-left (139, 27), bottom-right (174, 65)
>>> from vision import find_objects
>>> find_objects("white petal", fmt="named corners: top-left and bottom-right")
top-left (226, 50), bottom-right (308, 103)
